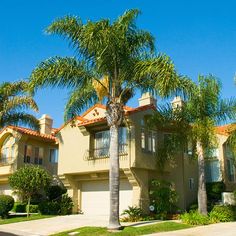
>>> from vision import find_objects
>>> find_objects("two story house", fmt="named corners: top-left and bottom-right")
top-left (56, 94), bottom-right (199, 215)
top-left (205, 124), bottom-right (236, 190)
top-left (0, 114), bottom-right (58, 196)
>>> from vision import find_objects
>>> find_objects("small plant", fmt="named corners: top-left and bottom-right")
top-left (0, 195), bottom-right (14, 218)
top-left (12, 202), bottom-right (26, 213)
top-left (59, 194), bottom-right (73, 215)
top-left (180, 210), bottom-right (210, 225)
top-left (26, 204), bottom-right (39, 213)
top-left (206, 182), bottom-right (225, 201)
top-left (39, 201), bottom-right (60, 215)
top-left (121, 206), bottom-right (143, 222)
top-left (149, 180), bottom-right (178, 216)
top-left (209, 205), bottom-right (236, 223)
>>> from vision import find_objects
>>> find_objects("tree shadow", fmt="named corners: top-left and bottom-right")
top-left (0, 232), bottom-right (19, 236)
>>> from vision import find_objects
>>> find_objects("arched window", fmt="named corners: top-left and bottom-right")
top-left (1, 136), bottom-right (16, 164)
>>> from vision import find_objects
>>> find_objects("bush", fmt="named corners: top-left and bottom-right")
top-left (206, 182), bottom-right (225, 201)
top-left (59, 194), bottom-right (73, 215)
top-left (39, 201), bottom-right (60, 215)
top-left (0, 195), bottom-right (14, 218)
top-left (188, 202), bottom-right (198, 211)
top-left (12, 202), bottom-right (26, 213)
top-left (39, 194), bottom-right (73, 215)
top-left (209, 205), bottom-right (236, 223)
top-left (26, 204), bottom-right (39, 213)
top-left (46, 185), bottom-right (67, 201)
top-left (121, 206), bottom-right (143, 222)
top-left (149, 180), bottom-right (178, 215)
top-left (181, 210), bottom-right (210, 225)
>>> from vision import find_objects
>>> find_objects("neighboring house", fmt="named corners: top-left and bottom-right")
top-left (206, 124), bottom-right (236, 190)
top-left (56, 94), bottom-right (199, 215)
top-left (0, 114), bottom-right (58, 196)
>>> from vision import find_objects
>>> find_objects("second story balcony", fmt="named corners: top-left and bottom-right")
top-left (85, 144), bottom-right (128, 160)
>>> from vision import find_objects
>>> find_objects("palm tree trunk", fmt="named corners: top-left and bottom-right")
top-left (196, 141), bottom-right (208, 215)
top-left (106, 101), bottom-right (123, 230)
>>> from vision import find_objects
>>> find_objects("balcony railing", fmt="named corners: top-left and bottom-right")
top-left (85, 144), bottom-right (128, 160)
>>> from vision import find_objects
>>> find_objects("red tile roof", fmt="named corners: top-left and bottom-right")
top-left (2, 126), bottom-right (57, 141)
top-left (215, 124), bottom-right (236, 136)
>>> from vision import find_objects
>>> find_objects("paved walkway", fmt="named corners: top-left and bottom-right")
top-left (146, 221), bottom-right (236, 236)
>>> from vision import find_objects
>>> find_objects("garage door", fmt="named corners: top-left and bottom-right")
top-left (0, 184), bottom-right (12, 196)
top-left (81, 179), bottom-right (132, 215)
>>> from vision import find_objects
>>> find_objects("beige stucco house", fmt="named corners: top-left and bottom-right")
top-left (206, 124), bottom-right (236, 191)
top-left (0, 115), bottom-right (58, 196)
top-left (56, 94), bottom-right (199, 215)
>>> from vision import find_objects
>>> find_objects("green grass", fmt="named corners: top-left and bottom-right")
top-left (51, 222), bottom-right (193, 236)
top-left (0, 214), bottom-right (55, 225)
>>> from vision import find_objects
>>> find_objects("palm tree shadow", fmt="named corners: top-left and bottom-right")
top-left (0, 232), bottom-right (19, 236)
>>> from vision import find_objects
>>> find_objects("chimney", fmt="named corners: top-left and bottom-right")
top-left (39, 114), bottom-right (53, 135)
top-left (171, 96), bottom-right (184, 109)
top-left (138, 92), bottom-right (156, 107)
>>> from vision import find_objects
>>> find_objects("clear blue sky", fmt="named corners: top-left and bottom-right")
top-left (0, 0), bottom-right (235, 128)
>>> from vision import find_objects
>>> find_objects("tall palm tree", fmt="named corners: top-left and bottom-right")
top-left (0, 81), bottom-right (39, 130)
top-left (148, 75), bottom-right (236, 215)
top-left (28, 9), bottom-right (191, 229)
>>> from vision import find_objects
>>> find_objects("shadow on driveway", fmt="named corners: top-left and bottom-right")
top-left (0, 232), bottom-right (18, 236)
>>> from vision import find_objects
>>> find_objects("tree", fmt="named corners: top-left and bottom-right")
top-left (148, 75), bottom-right (236, 215)
top-left (28, 9), bottom-right (191, 229)
top-left (9, 165), bottom-right (52, 217)
top-left (0, 81), bottom-right (39, 130)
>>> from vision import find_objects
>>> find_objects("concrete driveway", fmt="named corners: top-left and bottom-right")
top-left (0, 214), bottom-right (109, 236)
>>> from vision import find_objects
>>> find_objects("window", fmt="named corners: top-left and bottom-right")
top-left (189, 178), bottom-right (194, 190)
top-left (34, 147), bottom-right (43, 165)
top-left (204, 147), bottom-right (221, 183)
top-left (225, 145), bottom-right (235, 182)
top-left (94, 127), bottom-right (128, 157)
top-left (24, 145), bottom-right (32, 163)
top-left (141, 128), bottom-right (145, 149)
top-left (1, 136), bottom-right (15, 163)
top-left (141, 129), bottom-right (157, 153)
top-left (49, 149), bottom-right (58, 163)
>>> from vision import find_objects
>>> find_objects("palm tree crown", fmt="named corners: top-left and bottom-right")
top-left (0, 81), bottom-right (39, 130)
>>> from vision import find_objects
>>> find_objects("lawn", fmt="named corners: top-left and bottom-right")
top-left (51, 222), bottom-right (193, 236)
top-left (0, 214), bottom-right (55, 225)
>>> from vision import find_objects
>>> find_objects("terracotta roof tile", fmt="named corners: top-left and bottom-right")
top-left (215, 124), bottom-right (236, 136)
top-left (3, 126), bottom-right (57, 141)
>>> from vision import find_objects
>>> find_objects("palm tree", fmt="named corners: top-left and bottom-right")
top-left (28, 9), bottom-right (191, 229)
top-left (0, 81), bottom-right (39, 129)
top-left (148, 75), bottom-right (236, 215)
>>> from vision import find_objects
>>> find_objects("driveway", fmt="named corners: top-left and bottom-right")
top-left (0, 214), bottom-right (109, 236)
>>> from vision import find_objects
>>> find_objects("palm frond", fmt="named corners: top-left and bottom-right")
top-left (29, 57), bottom-right (93, 93)
top-left (64, 85), bottom-right (98, 121)
top-left (0, 113), bottom-right (40, 130)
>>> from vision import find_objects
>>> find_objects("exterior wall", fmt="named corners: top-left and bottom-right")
top-left (58, 106), bottom-right (199, 213)
top-left (0, 129), bottom-right (58, 197)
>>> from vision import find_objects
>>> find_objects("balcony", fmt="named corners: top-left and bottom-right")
top-left (84, 144), bottom-right (128, 160)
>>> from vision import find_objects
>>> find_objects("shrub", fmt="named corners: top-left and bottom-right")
top-left (46, 185), bottom-right (67, 201)
top-left (149, 180), bottom-right (178, 215)
top-left (39, 201), bottom-right (60, 215)
top-left (12, 202), bottom-right (26, 213)
top-left (209, 205), bottom-right (236, 223)
top-left (206, 182), bottom-right (225, 201)
top-left (188, 202), bottom-right (198, 211)
top-left (0, 195), bottom-right (14, 218)
top-left (26, 204), bottom-right (39, 213)
top-left (59, 194), bottom-right (73, 215)
top-left (121, 206), bottom-right (143, 222)
top-left (181, 210), bottom-right (210, 225)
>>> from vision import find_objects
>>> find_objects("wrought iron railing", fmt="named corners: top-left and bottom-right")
top-left (85, 144), bottom-right (128, 160)
top-left (0, 156), bottom-right (13, 165)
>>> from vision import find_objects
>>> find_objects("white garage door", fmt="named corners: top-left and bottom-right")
top-left (0, 184), bottom-right (12, 196)
top-left (81, 179), bottom-right (133, 215)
